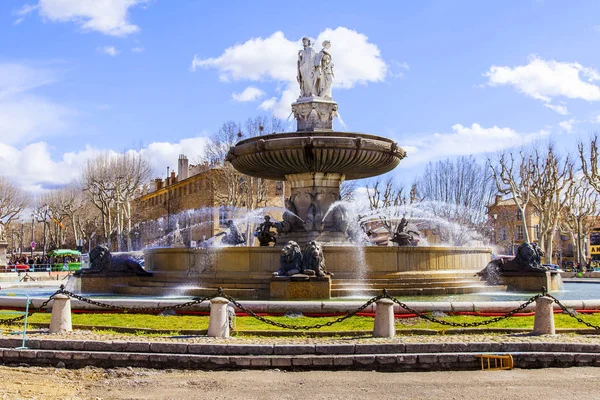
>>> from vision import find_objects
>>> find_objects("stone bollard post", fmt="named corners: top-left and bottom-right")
top-left (373, 298), bottom-right (395, 338)
top-left (49, 294), bottom-right (72, 333)
top-left (207, 297), bottom-right (230, 338)
top-left (533, 296), bottom-right (555, 335)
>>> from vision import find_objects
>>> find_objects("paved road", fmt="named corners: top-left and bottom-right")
top-left (0, 366), bottom-right (597, 400)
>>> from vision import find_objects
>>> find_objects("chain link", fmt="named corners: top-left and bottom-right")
top-left (0, 288), bottom-right (63, 325)
top-left (545, 293), bottom-right (600, 331)
top-left (383, 290), bottom-right (542, 328)
top-left (59, 287), bottom-right (214, 314)
top-left (219, 289), bottom-right (384, 330)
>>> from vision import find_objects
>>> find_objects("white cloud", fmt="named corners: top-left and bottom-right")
top-left (132, 46), bottom-right (145, 53)
top-left (259, 97), bottom-right (277, 110)
top-left (192, 27), bottom-right (387, 118)
top-left (484, 55), bottom-right (600, 103)
top-left (559, 119), bottom-right (575, 132)
top-left (16, 0), bottom-right (147, 37)
top-left (399, 123), bottom-right (549, 166)
top-left (98, 46), bottom-right (119, 56)
top-left (231, 86), bottom-right (265, 102)
top-left (544, 103), bottom-right (569, 115)
top-left (141, 137), bottom-right (209, 176)
top-left (0, 136), bottom-right (210, 194)
top-left (0, 63), bottom-right (74, 145)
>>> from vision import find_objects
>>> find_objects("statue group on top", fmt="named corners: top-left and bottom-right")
top-left (297, 37), bottom-right (335, 99)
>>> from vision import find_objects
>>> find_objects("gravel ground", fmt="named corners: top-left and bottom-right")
top-left (0, 366), bottom-right (598, 400)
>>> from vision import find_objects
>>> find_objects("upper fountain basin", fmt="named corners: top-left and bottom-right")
top-left (226, 131), bottom-right (406, 180)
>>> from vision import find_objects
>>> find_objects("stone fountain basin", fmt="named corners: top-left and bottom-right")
top-left (226, 131), bottom-right (406, 180)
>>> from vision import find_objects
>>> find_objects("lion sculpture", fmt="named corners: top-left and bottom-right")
top-left (75, 245), bottom-right (152, 276)
top-left (478, 242), bottom-right (548, 283)
top-left (301, 241), bottom-right (331, 278)
top-left (274, 241), bottom-right (303, 277)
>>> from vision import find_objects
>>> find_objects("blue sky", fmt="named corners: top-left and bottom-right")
top-left (2, 0), bottom-right (600, 192)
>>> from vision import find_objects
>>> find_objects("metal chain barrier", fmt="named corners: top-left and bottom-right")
top-left (382, 289), bottom-right (542, 327)
top-left (4, 286), bottom-right (600, 331)
top-left (0, 288), bottom-right (63, 325)
top-left (58, 286), bottom-right (214, 314)
top-left (218, 288), bottom-right (385, 330)
top-left (544, 292), bottom-right (600, 331)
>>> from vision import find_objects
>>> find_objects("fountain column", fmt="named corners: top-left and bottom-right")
top-left (279, 172), bottom-right (349, 245)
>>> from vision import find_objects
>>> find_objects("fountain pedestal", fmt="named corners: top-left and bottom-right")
top-left (270, 275), bottom-right (331, 300)
top-left (278, 172), bottom-right (348, 245)
top-left (292, 97), bottom-right (338, 132)
top-left (500, 271), bottom-right (562, 292)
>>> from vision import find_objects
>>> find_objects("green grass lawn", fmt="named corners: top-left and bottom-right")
top-left (1, 312), bottom-right (600, 336)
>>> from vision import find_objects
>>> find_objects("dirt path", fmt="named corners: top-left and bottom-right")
top-left (0, 366), bottom-right (596, 400)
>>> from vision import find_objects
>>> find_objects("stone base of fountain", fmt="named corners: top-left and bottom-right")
top-left (270, 275), bottom-right (331, 299)
top-left (500, 271), bottom-right (563, 292)
top-left (90, 246), bottom-right (499, 299)
top-left (67, 274), bottom-right (142, 294)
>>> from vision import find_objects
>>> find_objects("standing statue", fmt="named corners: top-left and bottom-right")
top-left (254, 215), bottom-right (277, 246)
top-left (0, 223), bottom-right (6, 242)
top-left (314, 41), bottom-right (334, 98)
top-left (297, 37), bottom-right (317, 97)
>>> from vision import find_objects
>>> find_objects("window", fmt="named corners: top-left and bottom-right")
top-left (219, 207), bottom-right (229, 227)
top-left (534, 225), bottom-right (540, 240)
top-left (498, 227), bottom-right (508, 241)
top-left (515, 225), bottom-right (524, 241)
top-left (516, 210), bottom-right (523, 221)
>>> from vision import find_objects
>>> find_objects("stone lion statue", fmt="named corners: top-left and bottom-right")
top-left (301, 240), bottom-right (330, 278)
top-left (500, 242), bottom-right (548, 273)
top-left (274, 240), bottom-right (303, 277)
top-left (75, 245), bottom-right (152, 276)
top-left (479, 242), bottom-right (548, 283)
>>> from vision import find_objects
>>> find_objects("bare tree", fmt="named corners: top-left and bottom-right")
top-left (202, 119), bottom-right (280, 211)
top-left (364, 177), bottom-right (408, 235)
top-left (527, 143), bottom-right (574, 263)
top-left (561, 179), bottom-right (599, 266)
top-left (414, 156), bottom-right (496, 232)
top-left (81, 151), bottom-right (152, 250)
top-left (0, 176), bottom-right (29, 238)
top-left (489, 148), bottom-right (534, 244)
top-left (340, 180), bottom-right (356, 202)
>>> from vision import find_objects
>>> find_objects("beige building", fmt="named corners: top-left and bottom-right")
top-left (487, 195), bottom-right (574, 266)
top-left (133, 155), bottom-right (285, 248)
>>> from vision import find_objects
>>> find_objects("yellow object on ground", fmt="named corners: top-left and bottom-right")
top-left (475, 354), bottom-right (514, 370)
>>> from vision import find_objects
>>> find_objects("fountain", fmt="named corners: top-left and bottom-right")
top-left (72, 37), bottom-right (494, 299)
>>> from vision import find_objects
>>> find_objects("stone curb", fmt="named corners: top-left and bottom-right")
top-left (1, 348), bottom-right (599, 371)
top-left (2, 339), bottom-right (600, 370)
top-left (2, 338), bottom-right (600, 355)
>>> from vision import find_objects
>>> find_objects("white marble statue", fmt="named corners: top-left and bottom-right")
top-left (297, 37), bottom-right (317, 97)
top-left (0, 223), bottom-right (5, 242)
top-left (314, 40), bottom-right (334, 99)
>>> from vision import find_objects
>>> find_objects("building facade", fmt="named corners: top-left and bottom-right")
top-left (487, 195), bottom-right (575, 266)
top-left (133, 155), bottom-right (285, 248)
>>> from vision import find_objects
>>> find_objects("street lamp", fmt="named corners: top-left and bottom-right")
top-left (30, 213), bottom-right (34, 258)
top-left (492, 214), bottom-right (498, 245)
